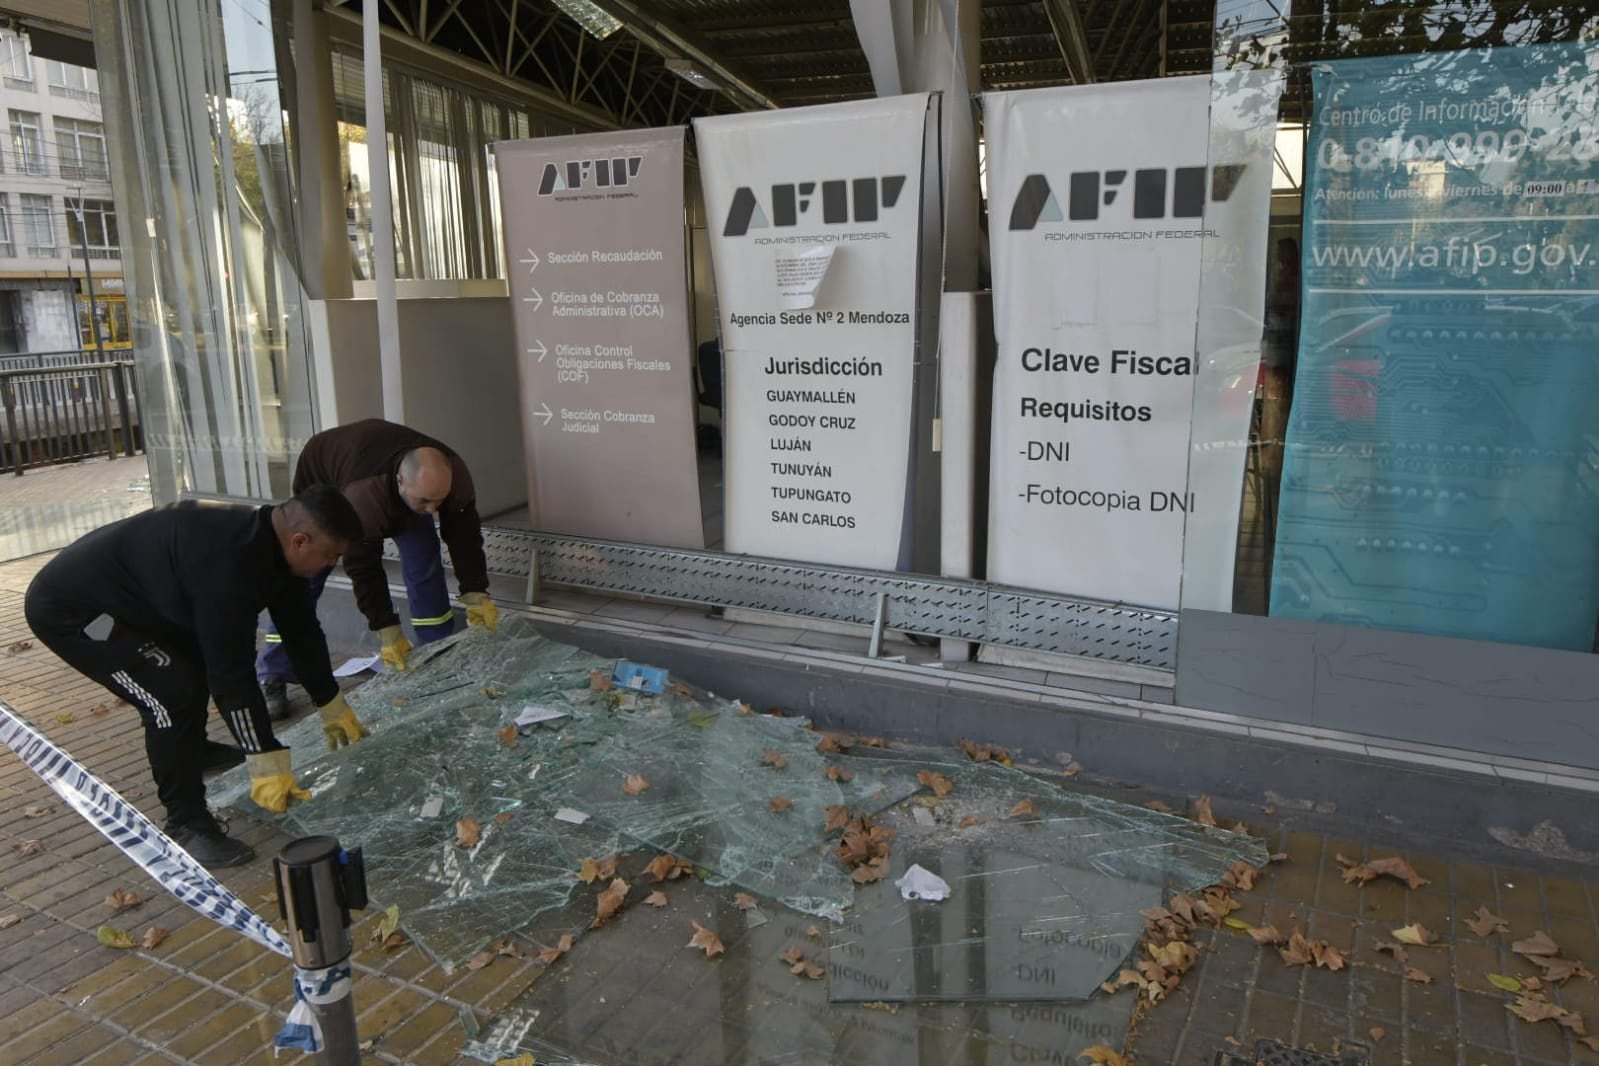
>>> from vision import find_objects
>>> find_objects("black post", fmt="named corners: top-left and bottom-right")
top-left (273, 836), bottom-right (366, 1065)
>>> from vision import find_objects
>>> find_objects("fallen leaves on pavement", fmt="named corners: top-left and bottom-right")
top-left (644, 891), bottom-right (668, 908)
top-left (1142, 800), bottom-right (1176, 814)
top-left (1247, 925), bottom-right (1285, 946)
top-left (643, 854), bottom-right (692, 882)
top-left (1009, 798), bottom-right (1038, 820)
top-left (779, 945), bottom-right (825, 979)
top-left (917, 770), bottom-right (954, 798)
top-left (455, 817), bottom-right (481, 849)
top-left (760, 749), bottom-right (788, 770)
top-left (140, 927), bottom-right (169, 950)
top-left (1488, 974), bottom-right (1524, 993)
top-left (824, 805), bottom-right (852, 833)
top-left (687, 920), bottom-right (724, 958)
top-left (816, 734), bottom-right (850, 754)
top-left (7, 640), bottom-right (33, 652)
top-left (1512, 930), bottom-right (1560, 957)
top-left (1369, 1027), bottom-right (1385, 1042)
top-left (1221, 861), bottom-right (1258, 891)
top-left (497, 725), bottom-right (517, 748)
top-left (104, 889), bottom-right (143, 911)
top-left (1078, 1046), bottom-right (1128, 1066)
top-left (1191, 796), bottom-right (1218, 827)
top-left (957, 815), bottom-right (982, 829)
top-left (1405, 966), bottom-right (1433, 984)
top-left (0, 915), bottom-right (20, 930)
top-left (1392, 923), bottom-right (1437, 947)
top-left (23, 805), bottom-right (48, 818)
top-left (588, 670), bottom-right (611, 691)
top-left (96, 926), bottom-right (135, 949)
top-left (955, 738), bottom-right (1011, 765)
top-left (12, 840), bottom-right (42, 857)
top-left (1466, 906), bottom-right (1509, 937)
top-left (622, 774), bottom-right (650, 795)
top-left (1336, 853), bottom-right (1430, 890)
top-left (591, 878), bottom-right (630, 929)
top-left (769, 795), bottom-right (793, 812)
top-left (734, 893), bottom-right (758, 911)
top-left (536, 934), bottom-right (574, 965)
top-left (1278, 928), bottom-right (1347, 971)
top-left (824, 766), bottom-right (854, 783)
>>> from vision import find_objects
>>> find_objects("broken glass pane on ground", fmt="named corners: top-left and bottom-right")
top-left (217, 620), bottom-right (1265, 1060)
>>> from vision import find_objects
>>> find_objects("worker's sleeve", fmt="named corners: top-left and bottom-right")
top-left (189, 574), bottom-right (284, 754)
top-left (439, 457), bottom-right (490, 596)
top-left (266, 579), bottom-right (339, 708)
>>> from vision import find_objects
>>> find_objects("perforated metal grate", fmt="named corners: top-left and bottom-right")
top-left (1214, 1039), bottom-right (1371, 1066)
top-left (403, 526), bottom-right (1177, 668)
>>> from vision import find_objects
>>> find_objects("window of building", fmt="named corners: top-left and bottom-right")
top-left (65, 198), bottom-right (118, 259)
top-left (9, 110), bottom-right (46, 176)
top-left (56, 118), bottom-right (108, 181)
top-left (0, 194), bottom-right (13, 257)
top-left (45, 60), bottom-right (97, 103)
top-left (0, 31), bottom-right (32, 91)
top-left (19, 193), bottom-right (54, 255)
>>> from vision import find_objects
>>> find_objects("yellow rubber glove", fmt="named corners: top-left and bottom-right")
top-left (247, 749), bottom-right (310, 814)
top-left (378, 624), bottom-right (412, 672)
top-left (318, 692), bottom-right (369, 751)
top-left (462, 592), bottom-right (498, 631)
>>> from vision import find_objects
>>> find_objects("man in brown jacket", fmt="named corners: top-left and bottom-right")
top-left (256, 420), bottom-right (498, 718)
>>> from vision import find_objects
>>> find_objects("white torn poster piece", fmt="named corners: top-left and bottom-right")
top-left (515, 704), bottom-right (569, 727)
top-left (775, 244), bottom-right (835, 309)
top-left (912, 807), bottom-right (936, 827)
top-left (553, 808), bottom-right (590, 825)
top-left (333, 654), bottom-right (383, 678)
top-left (419, 795), bottom-right (444, 819)
top-left (895, 864), bottom-right (951, 902)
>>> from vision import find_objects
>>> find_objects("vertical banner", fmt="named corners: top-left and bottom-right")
top-left (984, 78), bottom-right (1273, 609)
top-left (695, 95), bottom-right (935, 569)
top-left (495, 128), bottom-right (704, 549)
top-left (1272, 44), bottom-right (1599, 650)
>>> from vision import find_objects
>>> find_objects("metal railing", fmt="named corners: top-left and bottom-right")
top-left (0, 352), bottom-right (144, 473)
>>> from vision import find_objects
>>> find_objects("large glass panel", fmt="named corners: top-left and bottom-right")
top-left (89, 0), bottom-right (320, 502)
top-left (1184, 0), bottom-right (1599, 653)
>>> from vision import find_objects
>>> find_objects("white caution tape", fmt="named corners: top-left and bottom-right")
top-left (0, 699), bottom-right (291, 958)
top-left (275, 961), bottom-right (353, 1053)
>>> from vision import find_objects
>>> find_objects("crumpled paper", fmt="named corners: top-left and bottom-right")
top-left (895, 864), bottom-right (951, 902)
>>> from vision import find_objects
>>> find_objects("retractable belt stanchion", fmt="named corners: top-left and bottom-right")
top-left (274, 836), bottom-right (367, 1063)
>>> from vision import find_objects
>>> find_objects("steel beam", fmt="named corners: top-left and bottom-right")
top-left (1040, 0), bottom-right (1097, 84)
top-left (578, 0), bottom-right (778, 110)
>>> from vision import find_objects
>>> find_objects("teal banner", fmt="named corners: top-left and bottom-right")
top-left (1272, 43), bottom-right (1599, 651)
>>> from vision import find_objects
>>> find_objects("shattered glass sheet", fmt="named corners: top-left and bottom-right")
top-left (823, 751), bottom-right (1267, 1003)
top-left (461, 874), bottom-right (1139, 1066)
top-left (211, 619), bottom-right (915, 967)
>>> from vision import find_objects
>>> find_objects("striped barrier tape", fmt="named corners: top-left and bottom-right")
top-left (276, 961), bottom-right (353, 1052)
top-left (0, 698), bottom-right (292, 958)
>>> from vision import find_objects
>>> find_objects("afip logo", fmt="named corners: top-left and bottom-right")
top-left (538, 156), bottom-right (642, 195)
top-left (723, 176), bottom-right (908, 237)
top-left (1008, 164), bottom-right (1247, 230)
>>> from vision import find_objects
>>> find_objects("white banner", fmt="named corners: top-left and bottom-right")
top-left (695, 95), bottom-right (934, 568)
top-left (984, 76), bottom-right (1275, 610)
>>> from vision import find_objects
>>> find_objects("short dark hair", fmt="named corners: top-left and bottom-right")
top-left (291, 484), bottom-right (365, 545)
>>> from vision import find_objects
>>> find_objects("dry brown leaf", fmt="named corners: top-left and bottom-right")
top-left (1280, 929), bottom-right (1315, 967)
top-left (824, 806), bottom-right (852, 833)
top-left (687, 920), bottom-right (724, 958)
top-left (1405, 966), bottom-right (1434, 984)
top-left (769, 795), bottom-right (793, 813)
top-left (1392, 923), bottom-right (1437, 947)
top-left (467, 949), bottom-right (496, 970)
top-left (1338, 854), bottom-right (1429, 890)
top-left (496, 724), bottom-right (517, 749)
top-left (734, 893), bottom-right (758, 911)
top-left (1247, 925), bottom-right (1285, 946)
top-left (760, 749), bottom-right (788, 770)
top-left (1149, 940), bottom-right (1197, 974)
top-left (1523, 975), bottom-right (1544, 992)
top-left (1512, 930), bottom-right (1561, 958)
top-left (1560, 1012), bottom-right (1590, 1037)
top-left (1369, 1026), bottom-right (1385, 1043)
top-left (1466, 905), bottom-right (1509, 937)
top-left (7, 640), bottom-right (33, 652)
top-left (779, 945), bottom-right (805, 966)
top-left (622, 774), bottom-right (650, 795)
top-left (643, 854), bottom-right (691, 882)
top-left (140, 927), bottom-right (169, 950)
top-left (1268, 852), bottom-right (1288, 864)
top-left (851, 858), bottom-right (891, 884)
top-left (816, 734), bottom-right (850, 754)
top-left (955, 738), bottom-right (1010, 764)
top-left (1311, 942), bottom-right (1348, 971)
top-left (1169, 894), bottom-right (1196, 925)
top-left (1192, 796), bottom-right (1218, 826)
top-left (592, 878), bottom-right (630, 928)
top-left (917, 770), bottom-right (954, 798)
top-left (796, 960), bottom-right (824, 980)
top-left (1262, 804), bottom-right (1277, 815)
top-left (1078, 1045), bottom-right (1129, 1066)
top-left (1530, 956), bottom-right (1592, 983)
top-left (1223, 861), bottom-right (1258, 891)
top-left (90, 704), bottom-right (110, 716)
top-left (536, 934), bottom-right (575, 964)
top-left (957, 816), bottom-right (982, 829)
top-left (1009, 798), bottom-right (1038, 820)
top-left (825, 766), bottom-right (854, 783)
top-left (643, 891), bottom-right (668, 908)
top-left (1376, 941), bottom-right (1411, 964)
top-left (1509, 995), bottom-right (1567, 1023)
top-left (578, 857), bottom-right (603, 884)
top-left (807, 925), bottom-right (822, 939)
top-left (1143, 800), bottom-right (1176, 814)
top-left (0, 915), bottom-right (20, 930)
top-left (589, 669), bottom-right (612, 691)
top-left (456, 817), bottom-right (482, 849)
top-left (381, 931), bottom-right (407, 951)
top-left (104, 889), bottom-right (143, 911)
top-left (1582, 1034), bottom-right (1599, 1053)
top-left (23, 805), bottom-right (49, 818)
top-left (860, 736), bottom-right (885, 748)
top-left (12, 840), bottom-right (43, 857)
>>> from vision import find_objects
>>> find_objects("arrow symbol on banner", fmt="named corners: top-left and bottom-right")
top-left (523, 288), bottom-right (543, 311)
top-left (520, 248), bottom-right (540, 272)
top-left (527, 340), bottom-right (547, 363)
top-left (535, 402), bottom-right (553, 425)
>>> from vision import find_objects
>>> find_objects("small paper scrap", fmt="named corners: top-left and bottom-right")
top-left (895, 864), bottom-right (951, 902)
top-left (419, 795), bottom-right (444, 819)
top-left (515, 705), bottom-right (569, 727)
top-left (333, 654), bottom-right (383, 678)
top-left (553, 808), bottom-right (590, 825)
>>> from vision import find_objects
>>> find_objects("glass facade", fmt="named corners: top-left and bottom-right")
top-left (1187, 0), bottom-right (1599, 654)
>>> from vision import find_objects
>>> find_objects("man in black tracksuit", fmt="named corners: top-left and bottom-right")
top-left (24, 487), bottom-right (371, 868)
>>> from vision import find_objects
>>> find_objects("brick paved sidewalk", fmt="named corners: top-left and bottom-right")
top-left (4, 550), bottom-right (1599, 1065)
